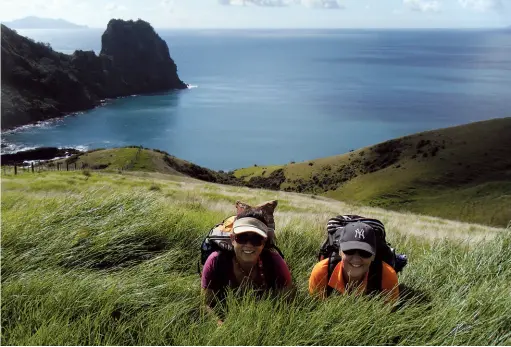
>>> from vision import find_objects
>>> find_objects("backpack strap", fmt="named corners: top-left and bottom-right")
top-left (366, 258), bottom-right (383, 294)
top-left (260, 250), bottom-right (279, 290)
top-left (326, 254), bottom-right (342, 297)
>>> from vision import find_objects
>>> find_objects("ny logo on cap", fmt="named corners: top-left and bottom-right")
top-left (355, 228), bottom-right (365, 239)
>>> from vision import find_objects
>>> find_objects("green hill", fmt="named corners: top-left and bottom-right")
top-left (57, 146), bottom-right (241, 185)
top-left (9, 118), bottom-right (510, 228)
top-left (1, 170), bottom-right (510, 345)
top-left (233, 118), bottom-right (511, 228)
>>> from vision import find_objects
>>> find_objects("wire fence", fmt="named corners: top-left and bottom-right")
top-left (2, 161), bottom-right (91, 175)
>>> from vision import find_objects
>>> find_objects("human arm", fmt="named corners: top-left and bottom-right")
top-left (269, 252), bottom-right (295, 301)
top-left (308, 259), bottom-right (330, 299)
top-left (202, 288), bottom-right (224, 326)
top-left (381, 262), bottom-right (400, 304)
top-left (201, 252), bottom-right (224, 325)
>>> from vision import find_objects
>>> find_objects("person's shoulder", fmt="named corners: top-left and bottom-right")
top-left (204, 251), bottom-right (228, 272)
top-left (202, 251), bottom-right (231, 290)
top-left (265, 249), bottom-right (286, 262)
top-left (311, 258), bottom-right (330, 275)
top-left (308, 258), bottom-right (330, 295)
top-left (206, 251), bottom-right (220, 263)
top-left (381, 261), bottom-right (398, 287)
top-left (382, 261), bottom-right (397, 276)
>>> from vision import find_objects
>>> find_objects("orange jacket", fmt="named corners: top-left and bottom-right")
top-left (309, 258), bottom-right (399, 302)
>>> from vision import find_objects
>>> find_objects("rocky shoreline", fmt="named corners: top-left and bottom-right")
top-left (1, 147), bottom-right (84, 165)
top-left (1, 19), bottom-right (187, 130)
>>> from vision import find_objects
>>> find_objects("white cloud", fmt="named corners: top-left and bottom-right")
top-left (458, 0), bottom-right (503, 11)
top-left (218, 0), bottom-right (343, 9)
top-left (159, 0), bottom-right (175, 13)
top-left (302, 0), bottom-right (343, 9)
top-left (219, 0), bottom-right (288, 6)
top-left (403, 0), bottom-right (441, 13)
top-left (160, 0), bottom-right (174, 7)
top-left (105, 3), bottom-right (127, 12)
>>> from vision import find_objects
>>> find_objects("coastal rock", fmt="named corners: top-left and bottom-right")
top-left (1, 25), bottom-right (96, 129)
top-left (0, 147), bottom-right (83, 165)
top-left (1, 19), bottom-right (187, 130)
top-left (99, 19), bottom-right (186, 96)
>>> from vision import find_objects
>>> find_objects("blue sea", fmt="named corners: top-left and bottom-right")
top-left (2, 28), bottom-right (510, 170)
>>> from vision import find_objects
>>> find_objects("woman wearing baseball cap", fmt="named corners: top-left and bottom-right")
top-left (308, 221), bottom-right (399, 302)
top-left (201, 209), bottom-right (293, 324)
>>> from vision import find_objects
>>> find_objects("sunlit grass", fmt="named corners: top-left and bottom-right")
top-left (2, 171), bottom-right (510, 345)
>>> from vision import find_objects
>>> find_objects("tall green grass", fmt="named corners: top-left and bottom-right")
top-left (2, 172), bottom-right (510, 345)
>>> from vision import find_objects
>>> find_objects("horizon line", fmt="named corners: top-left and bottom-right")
top-left (6, 25), bottom-right (509, 31)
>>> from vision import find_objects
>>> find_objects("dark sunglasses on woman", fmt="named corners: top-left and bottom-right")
top-left (343, 249), bottom-right (373, 258)
top-left (234, 233), bottom-right (265, 247)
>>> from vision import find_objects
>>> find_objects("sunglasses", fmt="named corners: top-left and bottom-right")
top-left (234, 233), bottom-right (265, 247)
top-left (343, 249), bottom-right (373, 258)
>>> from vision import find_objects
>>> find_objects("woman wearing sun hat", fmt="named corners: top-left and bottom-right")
top-left (201, 209), bottom-right (293, 323)
top-left (308, 221), bottom-right (399, 302)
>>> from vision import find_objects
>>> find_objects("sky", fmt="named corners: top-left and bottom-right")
top-left (0, 0), bottom-right (509, 29)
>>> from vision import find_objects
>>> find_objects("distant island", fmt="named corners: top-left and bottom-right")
top-left (1, 16), bottom-right (88, 29)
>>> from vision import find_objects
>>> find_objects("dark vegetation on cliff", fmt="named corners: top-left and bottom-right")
top-left (1, 19), bottom-right (186, 130)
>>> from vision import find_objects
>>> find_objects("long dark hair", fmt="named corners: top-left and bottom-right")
top-left (236, 209), bottom-right (268, 227)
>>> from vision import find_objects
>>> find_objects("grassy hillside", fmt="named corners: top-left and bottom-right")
top-left (59, 146), bottom-right (241, 185)
top-left (233, 118), bottom-right (511, 228)
top-left (2, 170), bottom-right (510, 345)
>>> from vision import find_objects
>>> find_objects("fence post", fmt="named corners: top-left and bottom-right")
top-left (14, 165), bottom-right (17, 175)
top-left (66, 162), bottom-right (69, 171)
top-left (31, 162), bottom-right (35, 173)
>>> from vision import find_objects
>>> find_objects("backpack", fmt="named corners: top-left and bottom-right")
top-left (198, 215), bottom-right (285, 276)
top-left (318, 214), bottom-right (408, 297)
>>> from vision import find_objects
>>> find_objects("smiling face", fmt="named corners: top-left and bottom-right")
top-left (231, 232), bottom-right (266, 264)
top-left (341, 250), bottom-right (375, 282)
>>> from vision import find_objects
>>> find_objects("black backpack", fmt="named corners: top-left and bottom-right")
top-left (318, 215), bottom-right (408, 297)
top-left (198, 216), bottom-right (285, 276)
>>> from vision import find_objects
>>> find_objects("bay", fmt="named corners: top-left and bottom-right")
top-left (2, 28), bottom-right (510, 170)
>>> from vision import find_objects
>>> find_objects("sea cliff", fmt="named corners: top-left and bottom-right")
top-left (1, 19), bottom-right (187, 130)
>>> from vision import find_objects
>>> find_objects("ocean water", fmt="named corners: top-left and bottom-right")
top-left (2, 28), bottom-right (510, 170)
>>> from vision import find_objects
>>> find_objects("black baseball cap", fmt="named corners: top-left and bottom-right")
top-left (339, 222), bottom-right (377, 255)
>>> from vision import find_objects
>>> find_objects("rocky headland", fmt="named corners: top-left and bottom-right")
top-left (1, 19), bottom-right (187, 130)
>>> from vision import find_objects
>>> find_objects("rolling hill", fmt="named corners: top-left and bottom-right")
top-left (5, 118), bottom-right (510, 228)
top-left (233, 118), bottom-right (511, 227)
